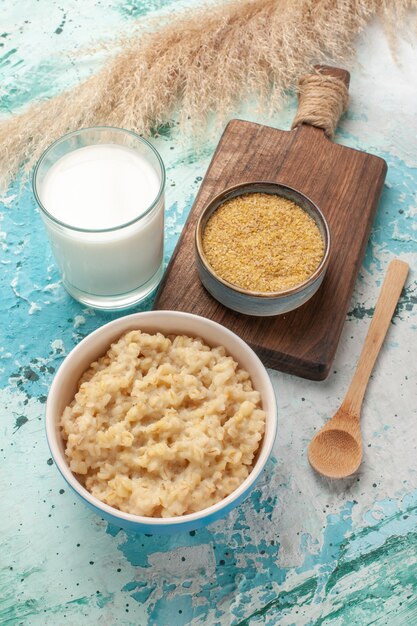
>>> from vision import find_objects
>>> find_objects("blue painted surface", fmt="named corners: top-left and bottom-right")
top-left (0, 3), bottom-right (416, 625)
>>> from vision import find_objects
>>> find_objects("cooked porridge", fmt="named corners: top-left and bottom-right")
top-left (60, 330), bottom-right (266, 517)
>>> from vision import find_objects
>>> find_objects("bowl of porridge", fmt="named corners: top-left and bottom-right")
top-left (46, 311), bottom-right (277, 534)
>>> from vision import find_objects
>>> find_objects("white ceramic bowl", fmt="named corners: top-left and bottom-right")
top-left (46, 311), bottom-right (277, 534)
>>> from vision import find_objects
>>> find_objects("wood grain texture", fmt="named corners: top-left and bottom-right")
top-left (154, 119), bottom-right (387, 380)
top-left (315, 65), bottom-right (351, 87)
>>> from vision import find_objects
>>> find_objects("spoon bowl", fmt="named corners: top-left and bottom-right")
top-left (308, 426), bottom-right (362, 479)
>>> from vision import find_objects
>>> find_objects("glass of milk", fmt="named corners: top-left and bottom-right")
top-left (33, 127), bottom-right (165, 309)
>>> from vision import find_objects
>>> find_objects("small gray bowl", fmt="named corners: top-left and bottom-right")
top-left (195, 182), bottom-right (330, 317)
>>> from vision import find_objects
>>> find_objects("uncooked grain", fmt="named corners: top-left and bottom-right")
top-left (202, 193), bottom-right (324, 292)
top-left (60, 330), bottom-right (265, 518)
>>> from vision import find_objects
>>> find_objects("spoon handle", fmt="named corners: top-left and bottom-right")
top-left (342, 259), bottom-right (409, 415)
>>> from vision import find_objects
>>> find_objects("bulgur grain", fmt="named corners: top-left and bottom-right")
top-left (202, 193), bottom-right (324, 292)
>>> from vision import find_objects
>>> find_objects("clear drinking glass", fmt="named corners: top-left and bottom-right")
top-left (33, 127), bottom-right (165, 310)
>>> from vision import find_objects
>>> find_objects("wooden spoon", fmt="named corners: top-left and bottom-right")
top-left (308, 259), bottom-right (409, 479)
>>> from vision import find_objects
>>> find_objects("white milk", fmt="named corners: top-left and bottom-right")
top-left (38, 143), bottom-right (164, 305)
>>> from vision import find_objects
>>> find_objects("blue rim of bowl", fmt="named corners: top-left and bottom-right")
top-left (195, 181), bottom-right (331, 299)
top-left (45, 311), bottom-right (278, 527)
top-left (32, 126), bottom-right (166, 234)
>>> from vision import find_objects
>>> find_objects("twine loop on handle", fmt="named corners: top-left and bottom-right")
top-left (291, 72), bottom-right (349, 139)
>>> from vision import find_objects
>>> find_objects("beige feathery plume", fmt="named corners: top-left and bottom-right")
top-left (0, 0), bottom-right (415, 189)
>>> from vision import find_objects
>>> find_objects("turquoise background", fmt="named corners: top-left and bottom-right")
top-left (1, 2), bottom-right (416, 624)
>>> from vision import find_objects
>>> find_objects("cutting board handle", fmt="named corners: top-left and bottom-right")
top-left (314, 65), bottom-right (350, 88)
top-left (292, 65), bottom-right (350, 138)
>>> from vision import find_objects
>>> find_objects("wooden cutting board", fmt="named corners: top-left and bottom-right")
top-left (154, 67), bottom-right (387, 380)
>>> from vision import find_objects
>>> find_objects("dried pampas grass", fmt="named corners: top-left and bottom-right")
top-left (0, 0), bottom-right (416, 189)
